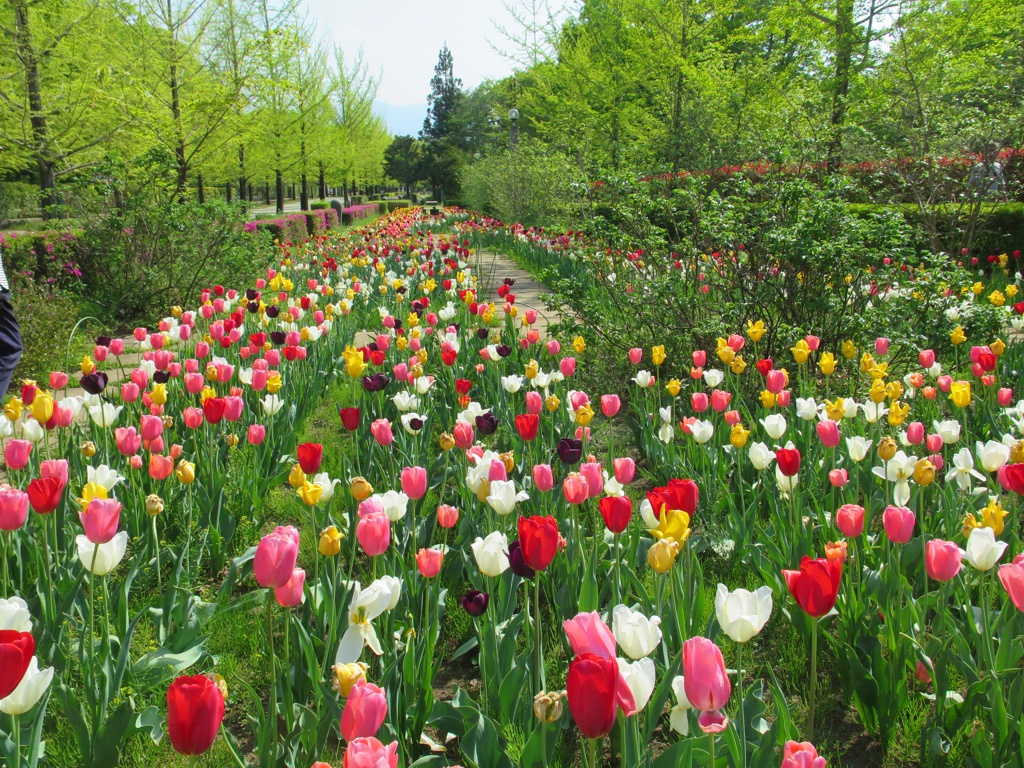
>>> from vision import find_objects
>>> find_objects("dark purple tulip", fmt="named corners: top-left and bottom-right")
top-left (496, 345), bottom-right (512, 358)
top-left (95, 335), bottom-right (112, 347)
top-left (461, 590), bottom-right (489, 617)
top-left (503, 278), bottom-right (516, 287)
top-left (247, 301), bottom-right (260, 313)
top-left (361, 374), bottom-right (390, 393)
top-left (557, 438), bottom-right (583, 465)
top-left (265, 305), bottom-right (280, 319)
top-left (269, 331), bottom-right (287, 345)
top-left (477, 328), bottom-right (489, 340)
top-left (507, 540), bottom-right (536, 580)
top-left (80, 371), bottom-right (108, 395)
top-left (475, 413), bottom-right (499, 435)
top-left (246, 289), bottom-right (259, 301)
top-left (153, 371), bottom-right (171, 384)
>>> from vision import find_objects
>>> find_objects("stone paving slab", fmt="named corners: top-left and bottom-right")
top-left (468, 250), bottom-right (561, 336)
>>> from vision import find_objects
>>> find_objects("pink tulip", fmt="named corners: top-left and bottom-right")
top-left (140, 414), bottom-right (163, 442)
top-left (149, 454), bottom-right (174, 480)
top-left (401, 466), bottom-right (427, 500)
top-left (580, 462), bottom-right (603, 498)
top-left (781, 741), bottom-right (827, 768)
top-left (882, 505), bottom-right (915, 544)
top-left (49, 371), bottom-right (69, 389)
top-left (525, 391), bottom-right (543, 415)
top-left (533, 464), bottom-right (554, 492)
top-left (341, 680), bottom-right (389, 740)
top-left (545, 339), bottom-right (561, 356)
top-left (905, 422), bottom-right (924, 445)
top-left (253, 526), bottom-right (300, 588)
top-left (248, 424), bottom-right (266, 445)
top-left (563, 611), bottom-right (637, 715)
top-left (776, 390), bottom-right (792, 407)
top-left (0, 487), bottom-right (29, 531)
top-left (692, 350), bottom-right (706, 367)
top-left (563, 473), bottom-right (590, 505)
top-left (264, 349), bottom-right (280, 367)
top-left (828, 468), bottom-right (848, 487)
top-left (682, 636), bottom-right (731, 730)
top-left (357, 510), bottom-right (390, 557)
top-left (836, 504), bottom-right (864, 537)
top-left (691, 392), bottom-right (709, 412)
top-left (40, 459), bottom-right (69, 491)
top-left (370, 419), bottom-right (393, 447)
top-left (727, 334), bottom-right (745, 352)
top-left (437, 505), bottom-right (459, 528)
top-left (915, 659), bottom-right (932, 684)
top-left (765, 370), bottom-right (786, 394)
top-left (344, 737), bottom-right (398, 768)
top-left (628, 348), bottom-right (642, 364)
top-left (487, 459), bottom-right (507, 483)
top-left (223, 397), bottom-right (244, 422)
top-left (183, 408), bottom-right (204, 429)
top-left (114, 427), bottom-right (142, 456)
top-left (815, 420), bottom-right (840, 448)
top-left (998, 388), bottom-right (1013, 406)
top-left (80, 498), bottom-right (122, 544)
top-left (929, 453), bottom-right (944, 472)
top-left (416, 547), bottom-right (444, 578)
top-left (937, 375), bottom-right (952, 393)
top-left (453, 421), bottom-right (474, 450)
top-left (925, 539), bottom-right (962, 582)
top-left (570, 390), bottom-right (590, 411)
top-left (184, 373), bottom-right (204, 394)
top-left (121, 383), bottom-right (140, 403)
top-left (129, 455), bottom-right (143, 470)
top-left (804, 335), bottom-right (820, 352)
top-left (4, 440), bottom-right (32, 470)
top-left (919, 349), bottom-right (935, 369)
top-left (710, 389), bottom-right (731, 412)
top-left (560, 357), bottom-right (576, 377)
top-left (524, 309), bottom-right (538, 324)
top-left (998, 555), bottom-right (1024, 612)
top-left (724, 409), bottom-right (741, 426)
top-left (392, 363), bottom-right (408, 382)
top-left (875, 337), bottom-right (889, 356)
top-left (600, 394), bottom-right (620, 418)
top-left (613, 457), bottom-right (635, 484)
top-left (274, 568), bottom-right (306, 607)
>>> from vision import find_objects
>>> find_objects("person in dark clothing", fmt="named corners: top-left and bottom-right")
top-left (0, 245), bottom-right (23, 399)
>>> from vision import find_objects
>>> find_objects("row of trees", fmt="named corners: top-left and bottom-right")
top-left (0, 0), bottom-right (390, 217)
top-left (432, 0), bottom-right (1022, 225)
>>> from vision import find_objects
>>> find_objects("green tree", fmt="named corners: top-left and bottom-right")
top-left (383, 136), bottom-right (424, 194)
top-left (421, 44), bottom-right (464, 199)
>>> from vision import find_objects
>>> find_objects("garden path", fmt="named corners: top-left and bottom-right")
top-left (468, 249), bottom-right (560, 336)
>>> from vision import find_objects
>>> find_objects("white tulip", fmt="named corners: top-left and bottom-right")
top-left (612, 605), bottom-right (662, 659)
top-left (88, 402), bottom-right (122, 428)
top-left (456, 401), bottom-right (486, 425)
top-left (945, 448), bottom-right (986, 491)
top-left (860, 401), bottom-right (888, 424)
top-left (471, 531), bottom-right (510, 577)
top-left (669, 676), bottom-right (692, 736)
top-left (846, 436), bottom-right (873, 462)
top-left (795, 398), bottom-right (818, 421)
top-left (961, 527), bottom-right (1008, 571)
top-left (927, 362), bottom-right (943, 378)
top-left (76, 532), bottom-right (128, 576)
top-left (21, 419), bottom-right (45, 443)
top-left (691, 419), bottom-right (714, 444)
top-left (501, 375), bottom-right (524, 393)
top-left (714, 584), bottom-right (773, 643)
top-left (400, 412), bottom-right (426, 434)
top-left (261, 394), bottom-right (283, 416)
top-left (658, 407), bottom-right (673, 424)
top-left (748, 442), bottom-right (774, 470)
top-left (703, 369), bottom-right (724, 388)
top-left (374, 490), bottom-right (409, 522)
top-left (976, 440), bottom-right (1010, 473)
top-left (0, 419), bottom-right (11, 439)
top-left (842, 398), bottom-right (860, 419)
top-left (658, 423), bottom-right (674, 444)
top-left (633, 370), bottom-right (654, 388)
top-left (59, 396), bottom-right (83, 419)
top-left (639, 499), bottom-right (660, 529)
top-left (414, 376), bottom-right (435, 395)
top-left (438, 302), bottom-right (456, 321)
top-left (617, 657), bottom-right (656, 712)
top-left (392, 391), bottom-right (420, 413)
top-left (603, 472), bottom-right (624, 497)
top-left (760, 414), bottom-right (787, 440)
top-left (312, 473), bottom-right (342, 503)
top-left (87, 464), bottom-right (125, 491)
top-left (486, 480), bottom-right (529, 516)
top-left (0, 596), bottom-right (31, 632)
top-left (335, 578), bottom-right (398, 664)
top-left (933, 419), bottom-right (961, 445)
top-left (775, 465), bottom-right (798, 492)
top-left (0, 657), bottom-right (54, 715)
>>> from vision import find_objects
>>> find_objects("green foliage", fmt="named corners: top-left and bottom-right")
top-left (460, 139), bottom-right (586, 227)
top-left (9, 280), bottom-right (81, 382)
top-left (384, 136), bottom-right (426, 191)
top-left (0, 181), bottom-right (39, 220)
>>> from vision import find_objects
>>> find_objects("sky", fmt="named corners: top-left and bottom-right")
top-left (302, 0), bottom-right (528, 133)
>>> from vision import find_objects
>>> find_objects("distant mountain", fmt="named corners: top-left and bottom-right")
top-left (376, 102), bottom-right (428, 138)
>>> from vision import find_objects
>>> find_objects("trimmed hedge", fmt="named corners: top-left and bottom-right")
top-left (340, 203), bottom-right (379, 225)
top-left (385, 200), bottom-right (411, 212)
top-left (310, 201), bottom-right (330, 211)
top-left (243, 213), bottom-right (309, 244)
top-left (848, 202), bottom-right (1024, 257)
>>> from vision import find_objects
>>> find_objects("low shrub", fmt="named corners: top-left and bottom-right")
top-left (9, 279), bottom-right (82, 383)
top-left (0, 181), bottom-right (39, 220)
top-left (309, 201), bottom-right (329, 211)
top-left (386, 200), bottom-right (411, 212)
top-left (340, 203), bottom-right (379, 225)
top-left (244, 214), bottom-right (309, 245)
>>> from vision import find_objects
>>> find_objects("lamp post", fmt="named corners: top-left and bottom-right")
top-left (508, 108), bottom-right (519, 153)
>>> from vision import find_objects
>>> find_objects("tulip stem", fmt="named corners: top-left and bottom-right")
top-left (1, 530), bottom-right (8, 596)
top-left (534, 575), bottom-right (544, 692)
top-left (588, 737), bottom-right (598, 768)
top-left (283, 608), bottom-right (294, 733)
top-left (708, 731), bottom-right (715, 767)
top-left (151, 515), bottom-right (162, 592)
top-left (809, 618), bottom-right (818, 739)
top-left (266, 593), bottom-right (278, 730)
top-left (737, 642), bottom-right (746, 768)
top-left (12, 713), bottom-right (20, 768)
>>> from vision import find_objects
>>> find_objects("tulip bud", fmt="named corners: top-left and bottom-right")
top-left (533, 690), bottom-right (565, 723)
top-left (647, 538), bottom-right (680, 573)
top-left (1010, 440), bottom-right (1024, 465)
top-left (350, 477), bottom-right (373, 501)
top-left (175, 460), bottom-right (196, 484)
top-left (878, 437), bottom-right (897, 461)
top-left (438, 432), bottom-right (455, 451)
top-left (332, 662), bottom-right (369, 696)
top-left (913, 458), bottom-right (936, 486)
top-left (225, 433), bottom-right (239, 447)
top-left (319, 525), bottom-right (343, 556)
top-left (288, 463), bottom-right (306, 488)
top-left (145, 494), bottom-right (164, 516)
top-left (81, 440), bottom-right (97, 458)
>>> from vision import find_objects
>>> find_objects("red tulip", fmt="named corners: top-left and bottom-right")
top-left (646, 478), bottom-right (698, 517)
top-left (1003, 464), bottom-right (1024, 495)
top-left (340, 679), bottom-right (388, 741)
top-left (167, 675), bottom-right (225, 755)
top-left (515, 413), bottom-right (539, 442)
top-left (27, 477), bottom-right (63, 514)
top-left (566, 652), bottom-right (619, 739)
top-left (0, 630), bottom-right (35, 698)
top-left (599, 496), bottom-right (632, 533)
top-left (517, 515), bottom-right (560, 571)
top-left (775, 447), bottom-right (801, 477)
top-left (297, 442), bottom-right (323, 474)
top-left (783, 556), bottom-right (842, 618)
top-left (340, 407), bottom-right (361, 431)
top-left (202, 397), bottom-right (226, 424)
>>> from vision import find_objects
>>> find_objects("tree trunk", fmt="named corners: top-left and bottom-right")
top-left (318, 162), bottom-right (326, 200)
top-left (826, 0), bottom-right (855, 173)
top-left (197, 172), bottom-right (205, 204)
top-left (238, 144), bottom-right (247, 213)
top-left (275, 169), bottom-right (284, 213)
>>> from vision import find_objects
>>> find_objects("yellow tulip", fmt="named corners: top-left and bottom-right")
top-left (1006, 285), bottom-right (1019, 298)
top-left (396, 336), bottom-right (408, 351)
top-left (205, 363), bottom-right (219, 382)
top-left (950, 326), bottom-right (966, 346)
top-left (878, 437), bottom-right (897, 461)
top-left (573, 336), bottom-right (587, 353)
top-left (824, 398), bottom-right (845, 421)
top-left (869, 380), bottom-right (888, 404)
top-left (501, 451), bottom-right (516, 473)
top-left (288, 464), bottom-right (307, 489)
top-left (4, 397), bottom-right (22, 421)
top-left (350, 477), bottom-right (374, 501)
top-left (1010, 440), bottom-right (1024, 464)
top-left (759, 390), bottom-right (776, 408)
top-left (971, 281), bottom-right (984, 295)
top-left (652, 345), bottom-right (667, 366)
top-left (817, 352), bottom-right (836, 376)
top-left (665, 379), bottom-right (682, 397)
top-left (439, 432), bottom-right (455, 451)
top-left (746, 320), bottom-right (766, 342)
top-left (790, 340), bottom-right (810, 365)
top-left (981, 497), bottom-right (1008, 536)
top-left (175, 460), bottom-right (196, 484)
top-left (913, 458), bottom-right (936, 486)
top-left (79, 481), bottom-right (108, 510)
top-left (576, 404), bottom-right (594, 426)
top-left (859, 353), bottom-right (876, 373)
top-left (81, 356), bottom-right (96, 375)
top-left (885, 381), bottom-right (903, 401)
top-left (200, 386), bottom-right (216, 404)
top-left (332, 662), bottom-right (369, 696)
top-left (730, 356), bottom-right (747, 375)
top-left (150, 383), bottom-right (168, 405)
top-left (888, 401), bottom-right (910, 426)
top-left (30, 391), bottom-right (54, 424)
top-left (647, 538), bottom-right (681, 573)
top-left (730, 423), bottom-right (750, 449)
top-left (989, 290), bottom-right (1006, 307)
top-left (841, 340), bottom-right (857, 360)
top-left (545, 395), bottom-right (560, 412)
top-left (319, 525), bottom-right (344, 556)
top-left (717, 345), bottom-right (735, 365)
top-left (991, 338), bottom-right (1006, 356)
top-left (949, 381), bottom-right (971, 408)
top-left (297, 481), bottom-right (323, 507)
top-left (81, 440), bottom-right (97, 458)
top-left (525, 360), bottom-right (539, 380)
